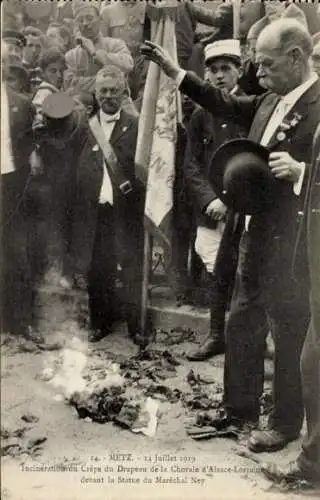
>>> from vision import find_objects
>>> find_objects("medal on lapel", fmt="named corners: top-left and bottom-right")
top-left (276, 112), bottom-right (302, 143)
top-left (276, 131), bottom-right (286, 141)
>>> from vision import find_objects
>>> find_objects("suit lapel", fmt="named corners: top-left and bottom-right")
top-left (110, 111), bottom-right (133, 145)
top-left (266, 79), bottom-right (320, 150)
top-left (249, 93), bottom-right (280, 143)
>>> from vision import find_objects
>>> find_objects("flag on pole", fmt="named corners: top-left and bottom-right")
top-left (135, 1), bottom-right (181, 252)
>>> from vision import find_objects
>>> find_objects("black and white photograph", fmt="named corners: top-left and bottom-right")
top-left (1, 0), bottom-right (319, 498)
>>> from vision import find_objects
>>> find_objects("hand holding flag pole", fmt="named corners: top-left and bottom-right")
top-left (140, 40), bottom-right (180, 79)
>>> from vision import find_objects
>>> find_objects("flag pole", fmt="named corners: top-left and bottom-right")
top-left (137, 2), bottom-right (179, 348)
top-left (233, 0), bottom-right (241, 39)
top-left (137, 230), bottom-right (153, 348)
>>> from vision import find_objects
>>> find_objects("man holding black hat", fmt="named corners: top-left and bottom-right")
top-left (142, 17), bottom-right (320, 452)
top-left (184, 39), bottom-right (247, 360)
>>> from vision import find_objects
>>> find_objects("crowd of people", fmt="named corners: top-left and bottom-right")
top-left (1, 0), bottom-right (320, 488)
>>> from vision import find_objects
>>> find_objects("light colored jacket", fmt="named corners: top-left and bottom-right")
top-left (65, 34), bottom-right (133, 77)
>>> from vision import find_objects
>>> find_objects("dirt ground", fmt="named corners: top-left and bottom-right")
top-left (2, 314), bottom-right (319, 500)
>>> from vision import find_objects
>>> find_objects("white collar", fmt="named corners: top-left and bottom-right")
top-left (281, 72), bottom-right (318, 106)
top-left (39, 81), bottom-right (60, 92)
top-left (229, 85), bottom-right (239, 96)
top-left (99, 109), bottom-right (121, 123)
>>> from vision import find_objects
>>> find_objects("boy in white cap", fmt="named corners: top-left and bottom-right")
top-left (184, 39), bottom-right (247, 360)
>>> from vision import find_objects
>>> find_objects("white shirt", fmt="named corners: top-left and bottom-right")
top-left (98, 109), bottom-right (121, 205)
top-left (261, 73), bottom-right (318, 200)
top-left (260, 72), bottom-right (318, 146)
top-left (1, 83), bottom-right (15, 175)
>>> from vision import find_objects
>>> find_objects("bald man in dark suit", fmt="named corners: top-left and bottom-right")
top-left (142, 18), bottom-right (320, 452)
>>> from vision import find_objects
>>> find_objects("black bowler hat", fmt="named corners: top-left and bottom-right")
top-left (42, 92), bottom-right (75, 121)
top-left (3, 29), bottom-right (26, 47)
top-left (209, 139), bottom-right (276, 215)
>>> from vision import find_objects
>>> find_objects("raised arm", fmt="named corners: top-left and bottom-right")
top-left (98, 38), bottom-right (134, 74)
top-left (188, 1), bottom-right (232, 28)
top-left (180, 72), bottom-right (258, 127)
top-left (141, 41), bottom-right (259, 128)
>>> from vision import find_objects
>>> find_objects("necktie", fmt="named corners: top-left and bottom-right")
top-left (260, 98), bottom-right (290, 147)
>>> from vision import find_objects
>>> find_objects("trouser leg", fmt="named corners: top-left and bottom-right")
top-left (224, 231), bottom-right (269, 421)
top-left (267, 268), bottom-right (310, 436)
top-left (268, 310), bottom-right (308, 436)
top-left (116, 218), bottom-right (144, 336)
top-left (88, 205), bottom-right (116, 332)
top-left (297, 321), bottom-right (320, 477)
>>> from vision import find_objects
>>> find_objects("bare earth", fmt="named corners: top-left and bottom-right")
top-left (2, 316), bottom-right (319, 500)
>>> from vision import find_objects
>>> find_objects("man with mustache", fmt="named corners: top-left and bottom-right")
top-left (141, 18), bottom-right (320, 452)
top-left (70, 66), bottom-right (144, 343)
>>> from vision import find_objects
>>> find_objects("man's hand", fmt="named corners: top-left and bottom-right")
top-left (29, 150), bottom-right (43, 176)
top-left (269, 152), bottom-right (303, 183)
top-left (76, 36), bottom-right (96, 57)
top-left (205, 199), bottom-right (227, 221)
top-left (140, 41), bottom-right (181, 79)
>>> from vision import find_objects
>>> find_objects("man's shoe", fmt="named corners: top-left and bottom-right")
top-left (204, 409), bottom-right (257, 432)
top-left (186, 338), bottom-right (225, 361)
top-left (248, 429), bottom-right (299, 453)
top-left (22, 326), bottom-right (45, 344)
top-left (88, 327), bottom-right (111, 343)
top-left (59, 276), bottom-right (73, 290)
top-left (260, 460), bottom-right (320, 486)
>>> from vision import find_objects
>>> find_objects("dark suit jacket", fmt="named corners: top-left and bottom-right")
top-left (184, 87), bottom-right (247, 229)
top-left (180, 73), bottom-right (320, 278)
top-left (307, 124), bottom-right (320, 345)
top-left (71, 110), bottom-right (144, 275)
top-left (2, 88), bottom-right (35, 220)
top-left (7, 88), bottom-right (34, 174)
top-left (1, 88), bottom-right (35, 331)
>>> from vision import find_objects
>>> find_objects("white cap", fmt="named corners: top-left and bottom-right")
top-left (204, 39), bottom-right (241, 65)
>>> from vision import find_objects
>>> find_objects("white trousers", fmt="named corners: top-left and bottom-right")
top-left (195, 224), bottom-right (225, 274)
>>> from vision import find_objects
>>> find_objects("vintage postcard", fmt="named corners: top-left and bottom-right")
top-left (1, 0), bottom-right (320, 499)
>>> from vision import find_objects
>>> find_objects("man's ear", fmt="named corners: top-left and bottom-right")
top-left (289, 46), bottom-right (305, 66)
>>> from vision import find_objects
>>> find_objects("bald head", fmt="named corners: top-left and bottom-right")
top-left (255, 19), bottom-right (313, 95)
top-left (257, 19), bottom-right (313, 59)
